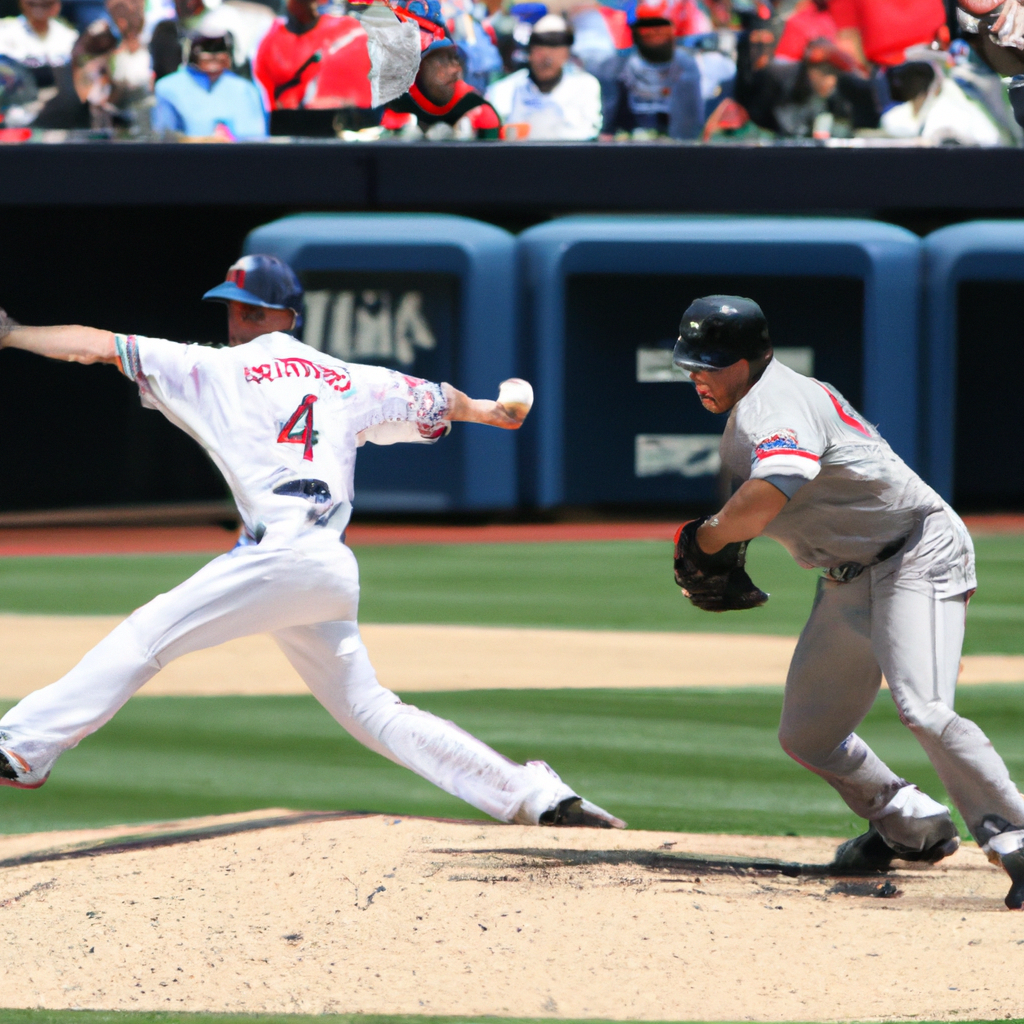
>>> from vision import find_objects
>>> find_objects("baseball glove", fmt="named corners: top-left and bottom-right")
top-left (673, 516), bottom-right (769, 612)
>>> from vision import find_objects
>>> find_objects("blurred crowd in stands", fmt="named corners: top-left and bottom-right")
top-left (2, 0), bottom-right (1024, 143)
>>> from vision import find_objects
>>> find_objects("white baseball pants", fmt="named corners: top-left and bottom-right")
top-left (0, 529), bottom-right (575, 824)
top-left (779, 564), bottom-right (1024, 850)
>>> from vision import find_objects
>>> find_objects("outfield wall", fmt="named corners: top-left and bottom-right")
top-left (2, 199), bottom-right (1022, 514)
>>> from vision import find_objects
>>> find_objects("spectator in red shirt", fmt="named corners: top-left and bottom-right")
top-left (775, 0), bottom-right (840, 63)
top-left (830, 0), bottom-right (948, 69)
top-left (252, 0), bottom-right (371, 111)
top-left (382, 0), bottom-right (500, 138)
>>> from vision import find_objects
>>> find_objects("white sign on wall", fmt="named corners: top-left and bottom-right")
top-left (635, 434), bottom-right (723, 478)
top-left (303, 290), bottom-right (437, 366)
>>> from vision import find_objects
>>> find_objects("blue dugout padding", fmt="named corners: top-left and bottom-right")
top-left (518, 216), bottom-right (922, 508)
top-left (245, 213), bottom-right (518, 512)
top-left (923, 221), bottom-right (1024, 503)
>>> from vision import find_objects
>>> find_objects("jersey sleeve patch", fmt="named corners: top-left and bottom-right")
top-left (752, 428), bottom-right (820, 462)
top-left (115, 334), bottom-right (141, 381)
top-left (407, 378), bottom-right (450, 439)
top-left (749, 427), bottom-right (821, 484)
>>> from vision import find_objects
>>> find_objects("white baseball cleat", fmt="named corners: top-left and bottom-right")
top-left (511, 759), bottom-right (626, 828)
top-left (540, 795), bottom-right (627, 830)
top-left (0, 736), bottom-right (49, 790)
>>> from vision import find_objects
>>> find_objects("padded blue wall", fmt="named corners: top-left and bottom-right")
top-left (518, 216), bottom-right (922, 509)
top-left (245, 213), bottom-right (519, 511)
top-left (923, 221), bottom-right (1024, 503)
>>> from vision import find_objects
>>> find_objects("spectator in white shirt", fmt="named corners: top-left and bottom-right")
top-left (486, 13), bottom-right (602, 140)
top-left (0, 0), bottom-right (78, 78)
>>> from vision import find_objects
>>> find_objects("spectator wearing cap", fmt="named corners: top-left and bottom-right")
top-left (382, 0), bottom-right (500, 138)
top-left (152, 21), bottom-right (267, 135)
top-left (203, 254), bottom-right (305, 347)
top-left (488, 2), bottom-right (548, 76)
top-left (150, 0), bottom-right (273, 81)
top-left (485, 14), bottom-right (601, 139)
top-left (736, 35), bottom-right (877, 137)
top-left (830, 0), bottom-right (948, 70)
top-left (253, 0), bottom-right (374, 113)
top-left (0, 0), bottom-right (78, 84)
top-left (601, 0), bottom-right (702, 138)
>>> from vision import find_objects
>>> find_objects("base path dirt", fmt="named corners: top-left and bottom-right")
top-left (0, 616), bottom-right (1022, 700)
top-left (0, 616), bottom-right (1021, 701)
top-left (0, 810), bottom-right (1021, 1020)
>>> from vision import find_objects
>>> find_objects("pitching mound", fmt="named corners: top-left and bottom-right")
top-left (0, 812), bottom-right (1021, 1021)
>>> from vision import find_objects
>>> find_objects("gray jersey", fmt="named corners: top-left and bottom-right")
top-left (720, 357), bottom-right (975, 597)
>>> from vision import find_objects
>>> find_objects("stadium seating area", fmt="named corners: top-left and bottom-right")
top-left (1, 0), bottom-right (1024, 143)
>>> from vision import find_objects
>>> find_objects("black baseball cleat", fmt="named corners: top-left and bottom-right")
top-left (833, 823), bottom-right (960, 872)
top-left (1000, 848), bottom-right (1024, 910)
top-left (539, 796), bottom-right (626, 829)
top-left (977, 817), bottom-right (1024, 910)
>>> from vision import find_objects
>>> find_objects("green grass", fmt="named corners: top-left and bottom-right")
top-left (0, 534), bottom-right (1019, 651)
top-left (3, 686), bottom-right (1023, 839)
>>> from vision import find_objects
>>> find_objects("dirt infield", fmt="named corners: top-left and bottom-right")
top-left (0, 810), bottom-right (1021, 1020)
top-left (1, 616), bottom-right (1023, 700)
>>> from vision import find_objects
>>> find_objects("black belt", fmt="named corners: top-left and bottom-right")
top-left (825, 536), bottom-right (907, 583)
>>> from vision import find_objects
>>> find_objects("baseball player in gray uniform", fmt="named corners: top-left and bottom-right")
top-left (670, 294), bottom-right (1024, 909)
top-left (0, 258), bottom-right (624, 831)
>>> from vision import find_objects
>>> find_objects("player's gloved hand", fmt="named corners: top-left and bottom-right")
top-left (673, 516), bottom-right (769, 613)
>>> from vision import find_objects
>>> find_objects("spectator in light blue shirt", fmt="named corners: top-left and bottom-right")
top-left (153, 23), bottom-right (265, 137)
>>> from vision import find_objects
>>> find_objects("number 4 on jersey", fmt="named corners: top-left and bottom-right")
top-left (278, 394), bottom-right (318, 461)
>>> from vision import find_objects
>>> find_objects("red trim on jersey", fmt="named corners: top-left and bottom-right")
top-left (755, 449), bottom-right (820, 461)
top-left (817, 382), bottom-right (870, 437)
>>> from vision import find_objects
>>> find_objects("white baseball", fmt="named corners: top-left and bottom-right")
top-left (498, 378), bottom-right (534, 420)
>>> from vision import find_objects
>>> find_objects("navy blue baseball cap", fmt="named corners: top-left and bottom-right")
top-left (203, 254), bottom-right (304, 327)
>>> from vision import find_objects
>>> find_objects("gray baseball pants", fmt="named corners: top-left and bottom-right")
top-left (778, 563), bottom-right (1024, 850)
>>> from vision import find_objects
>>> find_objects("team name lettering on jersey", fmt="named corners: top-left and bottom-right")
top-left (817, 382), bottom-right (870, 437)
top-left (754, 428), bottom-right (820, 462)
top-left (244, 357), bottom-right (352, 394)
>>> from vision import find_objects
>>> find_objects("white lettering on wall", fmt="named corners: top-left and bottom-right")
top-left (303, 289), bottom-right (437, 366)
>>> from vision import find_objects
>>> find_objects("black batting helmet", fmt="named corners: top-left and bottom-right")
top-left (672, 295), bottom-right (771, 373)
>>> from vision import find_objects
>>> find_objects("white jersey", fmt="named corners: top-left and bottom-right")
top-left (116, 332), bottom-right (449, 540)
top-left (0, 14), bottom-right (77, 68)
top-left (485, 64), bottom-right (602, 141)
top-left (720, 357), bottom-right (975, 596)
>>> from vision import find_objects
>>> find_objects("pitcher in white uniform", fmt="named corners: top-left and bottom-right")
top-left (0, 258), bottom-right (624, 831)
top-left (671, 294), bottom-right (1024, 909)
